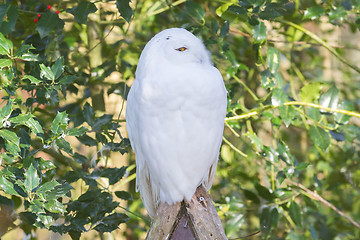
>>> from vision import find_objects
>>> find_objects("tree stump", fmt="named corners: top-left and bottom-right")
top-left (146, 186), bottom-right (228, 240)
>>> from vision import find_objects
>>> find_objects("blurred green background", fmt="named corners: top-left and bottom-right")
top-left (0, 0), bottom-right (359, 239)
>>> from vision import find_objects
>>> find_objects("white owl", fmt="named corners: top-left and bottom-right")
top-left (126, 28), bottom-right (227, 218)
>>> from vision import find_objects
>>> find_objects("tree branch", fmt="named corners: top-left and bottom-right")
top-left (286, 179), bottom-right (360, 229)
top-left (278, 19), bottom-right (360, 73)
top-left (225, 101), bottom-right (360, 122)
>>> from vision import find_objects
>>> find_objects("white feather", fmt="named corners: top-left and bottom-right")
top-left (126, 28), bottom-right (227, 218)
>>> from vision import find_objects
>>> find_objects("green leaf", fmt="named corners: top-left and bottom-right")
top-left (83, 103), bottom-right (95, 126)
top-left (289, 201), bottom-right (302, 227)
top-left (67, 1), bottom-right (97, 25)
top-left (0, 31), bottom-right (13, 55)
top-left (185, 1), bottom-right (205, 23)
top-left (220, 21), bottom-right (230, 37)
top-left (22, 75), bottom-right (41, 85)
top-left (303, 6), bottom-right (326, 20)
top-left (0, 59), bottom-right (11, 68)
top-left (37, 12), bottom-right (65, 39)
top-left (0, 98), bottom-right (13, 122)
top-left (115, 191), bottom-right (132, 200)
top-left (306, 106), bottom-right (321, 122)
top-left (73, 152), bottom-right (88, 164)
top-left (0, 129), bottom-right (20, 155)
top-left (77, 134), bottom-right (97, 146)
top-left (9, 114), bottom-right (30, 124)
top-left (243, 189), bottom-right (260, 204)
top-left (46, 184), bottom-right (73, 200)
top-left (10, 115), bottom-right (44, 137)
top-left (55, 138), bottom-right (72, 154)
top-left (271, 88), bottom-right (287, 107)
top-left (260, 69), bottom-right (275, 89)
top-left (253, 21), bottom-right (266, 44)
top-left (24, 164), bottom-right (40, 192)
top-left (245, 132), bottom-right (263, 151)
top-left (329, 7), bottom-right (347, 25)
top-left (0, 176), bottom-right (20, 196)
top-left (0, 4), bottom-right (18, 34)
top-left (40, 64), bottom-right (55, 81)
top-left (267, 47), bottom-right (280, 74)
top-left (309, 126), bottom-right (330, 150)
top-left (98, 167), bottom-right (127, 185)
top-left (260, 207), bottom-right (271, 236)
top-left (59, 75), bottom-right (77, 84)
top-left (116, 0), bottom-right (133, 23)
top-left (335, 101), bottom-right (353, 124)
top-left (92, 114), bottom-right (113, 131)
top-left (51, 57), bottom-right (64, 79)
top-left (29, 199), bottom-right (45, 214)
top-left (255, 183), bottom-right (274, 201)
top-left (18, 52), bottom-right (40, 61)
top-left (300, 82), bottom-right (323, 103)
top-left (26, 118), bottom-right (44, 137)
top-left (37, 180), bottom-right (60, 194)
top-left (44, 199), bottom-right (66, 213)
top-left (51, 111), bottom-right (68, 135)
top-left (67, 126), bottom-right (88, 136)
top-left (278, 105), bottom-right (296, 127)
top-left (94, 213), bottom-right (128, 232)
top-left (38, 214), bottom-right (53, 228)
top-left (319, 86), bottom-right (339, 112)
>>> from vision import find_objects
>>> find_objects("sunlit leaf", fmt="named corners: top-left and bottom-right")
top-left (40, 64), bottom-right (55, 81)
top-left (51, 57), bottom-right (64, 79)
top-left (51, 111), bottom-right (68, 135)
top-left (0, 59), bottom-right (12, 68)
top-left (44, 200), bottom-right (66, 213)
top-left (0, 176), bottom-right (20, 196)
top-left (267, 47), bottom-right (280, 74)
top-left (67, 126), bottom-right (88, 136)
top-left (319, 86), bottom-right (339, 112)
top-left (303, 6), bottom-right (326, 20)
top-left (253, 21), bottom-right (266, 44)
top-left (24, 164), bottom-right (40, 192)
top-left (309, 126), bottom-right (330, 150)
top-left (299, 82), bottom-right (323, 103)
top-left (271, 88), bottom-right (287, 107)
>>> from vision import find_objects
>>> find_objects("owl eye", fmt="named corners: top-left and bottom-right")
top-left (175, 47), bottom-right (187, 52)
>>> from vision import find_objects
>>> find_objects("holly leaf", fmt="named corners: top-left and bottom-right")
top-left (67, 1), bottom-right (97, 25)
top-left (37, 12), bottom-right (64, 39)
top-left (24, 164), bottom-right (40, 192)
top-left (116, 0), bottom-right (133, 23)
top-left (309, 126), bottom-right (330, 150)
top-left (253, 21), bottom-right (266, 44)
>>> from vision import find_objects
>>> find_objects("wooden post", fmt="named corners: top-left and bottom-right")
top-left (146, 186), bottom-right (228, 240)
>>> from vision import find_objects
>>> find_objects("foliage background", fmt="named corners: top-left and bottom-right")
top-left (0, 0), bottom-right (360, 239)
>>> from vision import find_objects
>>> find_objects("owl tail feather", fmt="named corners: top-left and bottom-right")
top-left (136, 162), bottom-right (157, 219)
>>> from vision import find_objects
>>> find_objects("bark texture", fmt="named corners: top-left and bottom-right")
top-left (146, 186), bottom-right (228, 240)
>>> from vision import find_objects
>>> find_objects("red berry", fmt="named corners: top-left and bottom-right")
top-left (34, 18), bottom-right (38, 23)
top-left (37, 14), bottom-right (41, 18)
top-left (56, 10), bottom-right (60, 14)
top-left (47, 5), bottom-right (51, 10)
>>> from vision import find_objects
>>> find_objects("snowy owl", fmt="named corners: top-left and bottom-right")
top-left (126, 28), bottom-right (227, 218)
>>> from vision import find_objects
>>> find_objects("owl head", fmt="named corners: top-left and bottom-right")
top-left (136, 28), bottom-right (212, 79)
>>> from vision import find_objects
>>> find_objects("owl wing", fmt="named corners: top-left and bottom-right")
top-left (126, 80), bottom-right (158, 218)
top-left (126, 65), bottom-right (227, 218)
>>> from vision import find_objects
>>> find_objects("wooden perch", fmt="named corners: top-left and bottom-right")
top-left (146, 186), bottom-right (228, 240)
